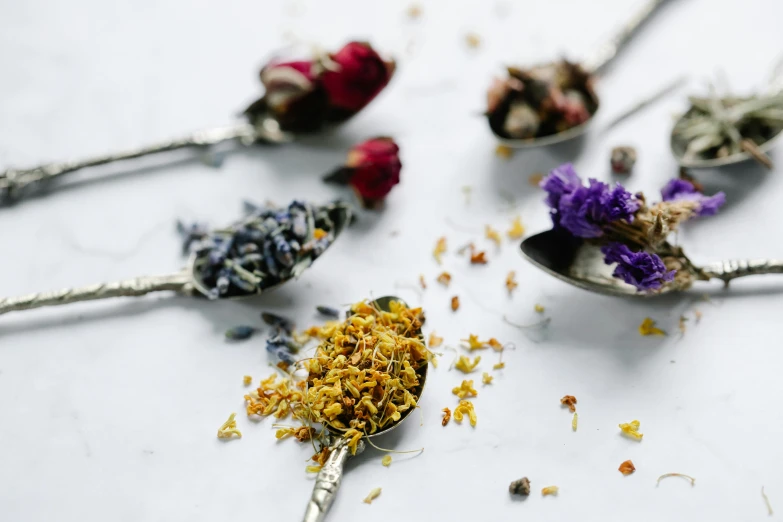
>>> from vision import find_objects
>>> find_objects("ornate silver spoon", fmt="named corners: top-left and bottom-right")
top-left (302, 295), bottom-right (427, 522)
top-left (488, 0), bottom-right (668, 149)
top-left (0, 201), bottom-right (351, 316)
top-left (520, 228), bottom-right (783, 297)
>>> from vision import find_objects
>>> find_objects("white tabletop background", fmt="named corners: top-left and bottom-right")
top-left (1, 0), bottom-right (782, 520)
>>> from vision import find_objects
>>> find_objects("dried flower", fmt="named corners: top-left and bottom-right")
top-left (433, 237), bottom-right (447, 264)
top-left (225, 325), bottom-right (258, 341)
top-left (324, 137), bottom-right (401, 208)
top-left (470, 250), bottom-right (488, 264)
top-left (602, 243), bottom-right (675, 292)
top-left (495, 144), bottom-right (514, 159)
top-left (455, 355), bottom-right (481, 373)
top-left (505, 271), bottom-right (518, 295)
top-left (316, 305), bottom-right (340, 318)
top-left (639, 317), bottom-right (666, 336)
top-left (619, 460), bottom-right (636, 475)
top-left (442, 407), bottom-right (452, 426)
top-left (419, 274), bottom-right (427, 289)
top-left (381, 455), bottom-right (392, 467)
top-left (453, 400), bottom-right (477, 427)
top-left (217, 413), bottom-right (242, 440)
top-left (436, 272), bottom-right (452, 286)
top-left (560, 395), bottom-right (577, 413)
top-left (482, 372), bottom-right (493, 385)
top-left (275, 426), bottom-right (316, 442)
top-left (528, 173), bottom-right (544, 186)
top-left (493, 362), bottom-right (505, 370)
top-left (541, 486), bottom-right (559, 496)
top-left (313, 228), bottom-right (328, 240)
top-left (534, 304), bottom-right (545, 313)
top-left (509, 477), bottom-right (531, 496)
top-left (619, 419), bottom-right (643, 441)
top-left (452, 380), bottom-right (478, 399)
top-left (462, 334), bottom-right (486, 351)
top-left (507, 216), bottom-right (525, 239)
top-left (487, 338), bottom-right (503, 351)
top-left (485, 225), bottom-right (502, 247)
top-left (451, 296), bottom-right (460, 311)
top-left (363, 487), bottom-right (382, 504)
top-left (572, 412), bottom-right (578, 431)
top-left (610, 146), bottom-right (637, 174)
top-left (657, 473), bottom-right (695, 486)
top-left (243, 375), bottom-right (252, 386)
top-left (465, 33), bottom-right (481, 48)
top-left (261, 312), bottom-right (295, 334)
top-left (322, 42), bottom-right (395, 114)
top-left (661, 178), bottom-right (726, 217)
top-left (428, 332), bottom-right (444, 348)
top-left (406, 3), bottom-right (422, 18)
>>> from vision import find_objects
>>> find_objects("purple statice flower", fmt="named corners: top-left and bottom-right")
top-left (601, 182), bottom-right (641, 222)
top-left (540, 163), bottom-right (582, 209)
top-left (660, 179), bottom-right (726, 217)
top-left (601, 242), bottom-right (675, 292)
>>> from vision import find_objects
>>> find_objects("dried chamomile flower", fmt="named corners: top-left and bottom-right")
top-left (560, 395), bottom-right (577, 413)
top-left (451, 296), bottom-right (460, 311)
top-left (506, 271), bottom-right (518, 295)
top-left (217, 413), bottom-right (242, 440)
top-left (453, 400), bottom-right (477, 427)
top-left (534, 303), bottom-right (545, 313)
top-left (509, 477), bottom-right (531, 496)
top-left (419, 274), bottom-right (427, 289)
top-left (243, 375), bottom-right (252, 386)
top-left (382, 455), bottom-right (392, 467)
top-left (618, 460), bottom-right (635, 475)
top-left (436, 272), bottom-right (452, 286)
top-left (639, 317), bottom-right (666, 336)
top-left (493, 362), bottom-right (505, 370)
top-left (572, 412), bottom-right (578, 431)
top-left (495, 144), bottom-right (514, 159)
top-left (433, 237), bottom-right (447, 264)
top-left (470, 250), bottom-right (488, 264)
top-left (462, 334), bottom-right (487, 351)
top-left (442, 407), bottom-right (452, 426)
top-left (507, 216), bottom-right (525, 239)
top-left (363, 487), bottom-right (382, 504)
top-left (428, 332), bottom-right (444, 348)
top-left (482, 372), bottom-right (493, 385)
top-left (619, 420), bottom-right (643, 441)
top-left (455, 355), bottom-right (481, 373)
top-left (452, 380), bottom-right (478, 399)
top-left (485, 225), bottom-right (502, 247)
top-left (541, 486), bottom-right (559, 496)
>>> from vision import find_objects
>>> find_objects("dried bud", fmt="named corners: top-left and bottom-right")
top-left (509, 477), bottom-right (531, 496)
top-left (324, 137), bottom-right (402, 208)
top-left (611, 146), bottom-right (638, 174)
top-left (322, 42), bottom-right (395, 116)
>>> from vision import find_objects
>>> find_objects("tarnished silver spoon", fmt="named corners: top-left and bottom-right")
top-left (302, 295), bottom-right (427, 522)
top-left (520, 228), bottom-right (783, 297)
top-left (491, 0), bottom-right (668, 149)
top-left (0, 201), bottom-right (351, 316)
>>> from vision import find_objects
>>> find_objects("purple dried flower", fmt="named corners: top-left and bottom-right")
top-left (660, 179), bottom-right (726, 217)
top-left (558, 184), bottom-right (604, 238)
top-left (601, 242), bottom-right (675, 292)
top-left (600, 182), bottom-right (641, 222)
top-left (540, 163), bottom-right (582, 209)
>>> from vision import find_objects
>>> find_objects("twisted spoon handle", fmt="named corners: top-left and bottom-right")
top-left (700, 259), bottom-right (783, 284)
top-left (581, 0), bottom-right (668, 74)
top-left (302, 438), bottom-right (362, 522)
top-left (0, 271), bottom-right (193, 316)
top-left (0, 122), bottom-right (257, 204)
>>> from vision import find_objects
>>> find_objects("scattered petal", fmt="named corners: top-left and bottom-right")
top-left (763, 486), bottom-right (774, 515)
top-left (243, 375), bottom-right (252, 386)
top-left (462, 334), bottom-right (486, 351)
top-left (465, 32), bottom-right (481, 48)
top-left (428, 332), bottom-right (444, 348)
top-left (482, 372), bottom-right (493, 385)
top-left (541, 486), bottom-right (559, 496)
top-left (382, 455), bottom-right (392, 467)
top-left (507, 216), bottom-right (525, 239)
top-left (451, 296), bottom-right (460, 311)
top-left (419, 274), bottom-right (427, 289)
top-left (436, 272), bottom-right (452, 286)
top-left (619, 419), bottom-right (643, 441)
top-left (433, 237), bottom-right (447, 264)
top-left (217, 413), bottom-right (242, 440)
top-left (455, 355), bottom-right (481, 373)
top-left (452, 380), bottom-right (478, 399)
top-left (493, 362), bottom-right (505, 370)
top-left (470, 250), bottom-right (488, 264)
top-left (487, 338), bottom-right (503, 351)
top-left (406, 3), bottom-right (422, 19)
top-left (619, 460), bottom-right (635, 475)
top-left (560, 395), bottom-right (577, 413)
top-left (506, 271), bottom-right (518, 296)
top-left (639, 317), bottom-right (666, 336)
top-left (453, 400), bottom-right (477, 427)
top-left (442, 407), bottom-right (452, 426)
top-left (572, 412), bottom-right (578, 431)
top-left (534, 303), bottom-right (545, 313)
top-left (495, 144), bottom-right (514, 159)
top-left (363, 487), bottom-right (382, 504)
top-left (485, 225), bottom-right (502, 246)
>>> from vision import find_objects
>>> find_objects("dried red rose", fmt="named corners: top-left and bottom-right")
top-left (324, 137), bottom-right (402, 208)
top-left (322, 42), bottom-right (395, 116)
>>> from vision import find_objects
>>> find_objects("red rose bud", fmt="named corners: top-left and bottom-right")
top-left (323, 138), bottom-right (401, 208)
top-left (322, 42), bottom-right (395, 116)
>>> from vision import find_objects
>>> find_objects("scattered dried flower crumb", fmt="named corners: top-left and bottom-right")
top-left (639, 317), bottom-right (666, 336)
top-left (419, 274), bottom-right (427, 289)
top-left (619, 420), bottom-right (643, 441)
top-left (451, 296), bottom-right (460, 311)
top-left (534, 303), bottom-right (545, 313)
top-left (509, 477), bottom-right (531, 496)
top-left (572, 412), bottom-right (578, 431)
top-left (452, 380), bottom-right (478, 399)
top-left (243, 375), bottom-right (252, 386)
top-left (462, 334), bottom-right (486, 351)
top-left (694, 309), bottom-right (702, 323)
top-left (763, 486), bottom-right (774, 515)
top-left (506, 271), bottom-right (518, 296)
top-left (656, 473), bottom-right (695, 486)
top-left (382, 455), bottom-right (392, 467)
top-left (470, 250), bottom-right (488, 264)
top-left (363, 487), bottom-right (382, 504)
top-left (217, 413), bottom-right (242, 440)
top-left (679, 315), bottom-right (687, 335)
top-left (560, 395), bottom-right (577, 413)
top-left (493, 362), bottom-right (505, 370)
top-left (313, 228), bottom-right (327, 240)
top-left (428, 332), bottom-right (444, 348)
top-left (453, 400), bottom-right (477, 427)
top-left (482, 372), bottom-right (493, 385)
top-left (619, 460), bottom-right (636, 475)
top-left (442, 407), bottom-right (452, 426)
top-left (433, 237), bottom-right (447, 264)
top-left (507, 216), bottom-right (525, 239)
top-left (495, 144), bottom-right (514, 159)
top-left (485, 225), bottom-right (501, 247)
top-left (455, 355), bottom-right (481, 373)
top-left (407, 3), bottom-right (421, 19)
top-left (541, 486), bottom-right (559, 496)
top-left (528, 172), bottom-right (544, 186)
top-left (436, 272), bottom-right (452, 286)
top-left (465, 32), bottom-right (481, 48)
top-left (487, 338), bottom-right (503, 351)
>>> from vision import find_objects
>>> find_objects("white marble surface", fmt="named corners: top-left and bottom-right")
top-left (1, 0), bottom-right (783, 520)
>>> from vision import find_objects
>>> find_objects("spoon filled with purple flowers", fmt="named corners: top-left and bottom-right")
top-left (520, 164), bottom-right (783, 297)
top-left (0, 41), bottom-right (395, 205)
top-left (0, 200), bottom-right (351, 316)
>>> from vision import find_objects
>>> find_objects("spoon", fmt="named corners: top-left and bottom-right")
top-left (490, 0), bottom-right (668, 149)
top-left (0, 201), bottom-right (351, 316)
top-left (302, 295), bottom-right (427, 522)
top-left (520, 228), bottom-right (783, 297)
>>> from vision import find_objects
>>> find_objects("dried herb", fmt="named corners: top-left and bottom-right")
top-left (619, 460), bottom-right (636, 475)
top-left (509, 477), bottom-right (531, 496)
top-left (482, 372), bottom-right (493, 385)
top-left (217, 413), bottom-right (242, 440)
top-left (433, 237), bottom-right (447, 264)
top-left (560, 395), bottom-right (577, 413)
top-left (453, 400), bottom-right (477, 427)
top-left (363, 487), bottom-right (382, 504)
top-left (437, 272), bottom-right (452, 286)
top-left (224, 325), bottom-right (258, 341)
top-left (452, 380), bottom-right (478, 399)
top-left (381, 455), bottom-right (392, 467)
top-left (451, 296), bottom-right (460, 311)
top-left (541, 486), bottom-right (559, 496)
top-left (243, 375), bottom-right (252, 386)
top-left (619, 420), bottom-right (643, 441)
top-left (316, 305), bottom-right (340, 318)
top-left (571, 412), bottom-right (578, 431)
top-left (507, 216), bottom-right (525, 239)
top-left (441, 407), bottom-right (452, 426)
top-left (455, 355), bottom-right (481, 373)
top-left (610, 146), bottom-right (637, 174)
top-left (428, 332), bottom-right (444, 348)
top-left (505, 271), bottom-right (518, 295)
top-left (639, 318), bottom-right (666, 336)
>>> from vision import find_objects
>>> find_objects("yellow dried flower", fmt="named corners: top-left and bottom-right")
top-left (485, 225), bottom-right (501, 247)
top-left (495, 144), bottom-right (514, 159)
top-left (428, 332), bottom-right (444, 348)
top-left (305, 465), bottom-right (322, 473)
top-left (493, 362), bottom-right (505, 370)
top-left (243, 375), bottom-right (252, 386)
top-left (465, 32), bottom-right (481, 48)
top-left (275, 426), bottom-right (315, 442)
top-left (313, 228), bottom-right (327, 240)
top-left (363, 487), bottom-right (382, 504)
top-left (541, 486), bottom-right (559, 496)
top-left (419, 274), bottom-right (427, 289)
top-left (507, 216), bottom-right (525, 239)
top-left (506, 271), bottom-right (518, 295)
top-left (407, 3), bottom-right (422, 19)
top-left (344, 429), bottom-right (363, 455)
top-left (572, 412), bottom-right (578, 431)
top-left (451, 296), bottom-right (460, 311)
top-left (534, 303), bottom-right (545, 313)
top-left (217, 413), bottom-right (242, 440)
top-left (455, 355), bottom-right (481, 373)
top-left (453, 400), bottom-right (477, 427)
top-left (482, 372), bottom-right (493, 385)
top-left (470, 250), bottom-right (488, 264)
top-left (433, 237), bottom-right (447, 264)
top-left (381, 455), bottom-right (392, 467)
top-left (452, 380), bottom-right (478, 399)
top-left (618, 460), bottom-right (635, 475)
top-left (487, 338), bottom-right (503, 351)
top-left (436, 272), bottom-right (452, 286)
top-left (639, 317), bottom-right (666, 336)
top-left (462, 334), bottom-right (486, 351)
top-left (619, 419), bottom-right (643, 441)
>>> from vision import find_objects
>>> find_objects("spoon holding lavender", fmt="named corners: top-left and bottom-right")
top-left (520, 164), bottom-right (783, 297)
top-left (0, 201), bottom-right (352, 316)
top-left (0, 41), bottom-right (395, 205)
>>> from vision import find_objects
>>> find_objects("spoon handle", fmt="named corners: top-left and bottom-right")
top-left (0, 271), bottom-right (193, 316)
top-left (701, 259), bottom-right (783, 284)
top-left (0, 122), bottom-right (257, 205)
top-left (302, 438), bottom-right (358, 522)
top-left (581, 0), bottom-right (668, 74)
